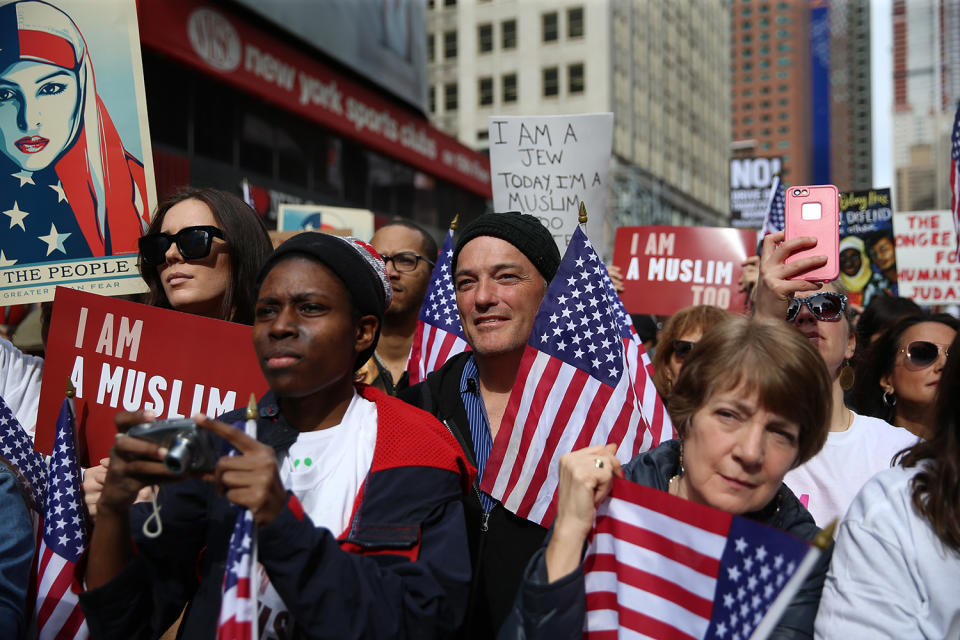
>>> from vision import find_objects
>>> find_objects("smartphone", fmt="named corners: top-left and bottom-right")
top-left (127, 419), bottom-right (217, 474)
top-left (784, 184), bottom-right (840, 282)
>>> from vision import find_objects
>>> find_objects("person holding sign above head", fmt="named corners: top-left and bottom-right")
top-left (0, 0), bottom-right (150, 264)
top-left (499, 316), bottom-right (833, 639)
top-left (80, 232), bottom-right (474, 638)
top-left (83, 187), bottom-right (272, 517)
top-left (753, 232), bottom-right (917, 528)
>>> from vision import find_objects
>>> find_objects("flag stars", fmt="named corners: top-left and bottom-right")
top-left (773, 554), bottom-right (784, 569)
top-left (735, 537), bottom-right (748, 553)
top-left (727, 565), bottom-right (741, 582)
top-left (49, 180), bottom-right (68, 203)
top-left (755, 545), bottom-right (768, 562)
top-left (3, 201), bottom-right (29, 230)
top-left (10, 170), bottom-right (34, 187)
top-left (747, 575), bottom-right (758, 591)
top-left (38, 224), bottom-right (71, 256)
top-left (723, 593), bottom-right (735, 609)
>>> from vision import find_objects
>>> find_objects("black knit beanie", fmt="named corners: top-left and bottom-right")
top-left (452, 212), bottom-right (561, 281)
top-left (256, 232), bottom-right (392, 369)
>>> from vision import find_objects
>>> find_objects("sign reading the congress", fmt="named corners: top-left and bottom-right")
top-left (893, 210), bottom-right (959, 305)
top-left (488, 113), bottom-right (614, 257)
top-left (613, 226), bottom-right (755, 316)
top-left (35, 288), bottom-right (269, 465)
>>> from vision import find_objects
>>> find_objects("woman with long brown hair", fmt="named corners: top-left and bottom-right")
top-left (816, 331), bottom-right (960, 637)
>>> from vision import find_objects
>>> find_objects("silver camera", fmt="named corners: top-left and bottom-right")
top-left (127, 419), bottom-right (217, 474)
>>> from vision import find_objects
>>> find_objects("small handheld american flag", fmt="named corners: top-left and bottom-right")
top-left (761, 176), bottom-right (786, 237)
top-left (0, 394), bottom-right (47, 511)
top-left (218, 397), bottom-right (260, 640)
top-left (34, 393), bottom-right (88, 640)
top-left (480, 226), bottom-right (670, 526)
top-left (406, 225), bottom-right (470, 385)
top-left (584, 479), bottom-right (824, 640)
top-left (950, 101), bottom-right (960, 256)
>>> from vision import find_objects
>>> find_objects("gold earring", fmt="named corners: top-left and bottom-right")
top-left (838, 360), bottom-right (854, 391)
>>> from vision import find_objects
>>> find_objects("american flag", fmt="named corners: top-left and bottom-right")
top-left (406, 229), bottom-right (469, 384)
top-left (34, 398), bottom-right (88, 640)
top-left (950, 101), bottom-right (960, 255)
top-left (584, 479), bottom-right (820, 640)
top-left (217, 413), bottom-right (259, 640)
top-left (0, 394), bottom-right (47, 511)
top-left (761, 176), bottom-right (786, 237)
top-left (480, 227), bottom-right (669, 526)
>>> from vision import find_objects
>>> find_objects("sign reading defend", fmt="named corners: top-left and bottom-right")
top-left (35, 288), bottom-right (269, 465)
top-left (613, 226), bottom-right (756, 316)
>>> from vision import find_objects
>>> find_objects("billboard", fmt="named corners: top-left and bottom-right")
top-left (730, 157), bottom-right (781, 229)
top-left (233, 0), bottom-right (428, 113)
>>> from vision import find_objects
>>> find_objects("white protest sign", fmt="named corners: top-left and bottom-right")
top-left (893, 210), bottom-right (960, 305)
top-left (488, 113), bottom-right (614, 257)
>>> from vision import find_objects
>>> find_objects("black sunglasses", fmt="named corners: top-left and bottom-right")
top-left (786, 291), bottom-right (847, 323)
top-left (380, 251), bottom-right (435, 273)
top-left (138, 226), bottom-right (225, 266)
top-left (672, 340), bottom-right (697, 361)
top-left (900, 340), bottom-right (950, 371)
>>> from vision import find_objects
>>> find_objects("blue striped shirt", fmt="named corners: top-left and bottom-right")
top-left (459, 355), bottom-right (497, 514)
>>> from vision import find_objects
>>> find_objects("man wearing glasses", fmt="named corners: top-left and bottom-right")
top-left (367, 219), bottom-right (438, 395)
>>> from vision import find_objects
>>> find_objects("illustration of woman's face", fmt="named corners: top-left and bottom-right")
top-left (839, 247), bottom-right (861, 276)
top-left (869, 236), bottom-right (896, 271)
top-left (0, 60), bottom-right (80, 172)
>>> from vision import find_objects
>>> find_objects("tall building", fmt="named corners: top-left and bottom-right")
top-left (830, 0), bottom-right (874, 192)
top-left (426, 0), bottom-right (731, 228)
top-left (892, 0), bottom-right (960, 212)
top-left (730, 0), bottom-right (811, 185)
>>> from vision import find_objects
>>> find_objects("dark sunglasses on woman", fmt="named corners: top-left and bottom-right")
top-left (900, 340), bottom-right (950, 371)
top-left (138, 226), bottom-right (225, 266)
top-left (785, 291), bottom-right (847, 323)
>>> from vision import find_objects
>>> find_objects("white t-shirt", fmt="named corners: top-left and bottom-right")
top-left (0, 337), bottom-right (43, 438)
top-left (784, 411), bottom-right (918, 527)
top-left (257, 391), bottom-right (378, 639)
top-left (815, 464), bottom-right (960, 639)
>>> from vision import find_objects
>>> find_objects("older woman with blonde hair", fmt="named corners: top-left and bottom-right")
top-left (500, 315), bottom-right (834, 639)
top-left (651, 304), bottom-right (733, 398)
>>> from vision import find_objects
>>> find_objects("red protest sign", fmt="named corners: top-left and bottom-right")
top-left (613, 226), bottom-right (756, 316)
top-left (35, 288), bottom-right (268, 465)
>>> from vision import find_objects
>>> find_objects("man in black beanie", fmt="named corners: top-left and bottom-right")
top-left (401, 212), bottom-right (561, 639)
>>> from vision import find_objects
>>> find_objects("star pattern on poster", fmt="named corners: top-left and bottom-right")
top-left (3, 201), bottom-right (29, 231)
top-left (49, 180), bottom-right (68, 203)
top-left (10, 170), bottom-right (35, 187)
top-left (0, 251), bottom-right (15, 267)
top-left (38, 223), bottom-right (71, 256)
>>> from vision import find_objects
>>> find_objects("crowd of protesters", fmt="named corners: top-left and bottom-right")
top-left (0, 189), bottom-right (958, 639)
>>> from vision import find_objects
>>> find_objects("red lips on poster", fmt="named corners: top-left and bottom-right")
top-left (35, 288), bottom-right (269, 465)
top-left (613, 226), bottom-right (757, 316)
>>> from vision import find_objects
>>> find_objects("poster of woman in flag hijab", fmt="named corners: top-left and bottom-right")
top-left (0, 0), bottom-right (155, 304)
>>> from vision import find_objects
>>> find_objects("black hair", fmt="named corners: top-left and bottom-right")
top-left (140, 188), bottom-right (273, 325)
top-left (376, 218), bottom-right (439, 260)
top-left (851, 313), bottom-right (960, 423)
top-left (855, 295), bottom-right (923, 360)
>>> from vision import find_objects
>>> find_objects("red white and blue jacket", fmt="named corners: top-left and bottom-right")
top-left (78, 385), bottom-right (475, 639)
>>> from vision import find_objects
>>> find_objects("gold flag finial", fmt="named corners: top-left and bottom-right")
top-left (450, 214), bottom-right (460, 231)
top-left (578, 201), bottom-right (588, 225)
top-left (813, 519), bottom-right (837, 549)
top-left (65, 378), bottom-right (75, 399)
top-left (246, 393), bottom-right (258, 421)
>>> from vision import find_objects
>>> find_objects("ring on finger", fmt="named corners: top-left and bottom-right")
top-left (594, 457), bottom-right (604, 469)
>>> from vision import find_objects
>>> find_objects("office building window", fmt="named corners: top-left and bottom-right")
top-left (568, 63), bottom-right (585, 94)
top-left (443, 31), bottom-right (457, 59)
top-left (443, 0), bottom-right (456, 6)
top-left (502, 19), bottom-right (517, 49)
top-left (428, 34), bottom-right (435, 62)
top-left (543, 66), bottom-right (559, 97)
top-left (477, 129), bottom-right (489, 142)
top-left (568, 7), bottom-right (584, 38)
top-left (543, 12), bottom-right (558, 42)
top-left (478, 77), bottom-right (493, 106)
top-left (429, 86), bottom-right (435, 113)
top-left (503, 73), bottom-right (518, 102)
top-left (478, 24), bottom-right (493, 53)
top-left (444, 82), bottom-right (458, 111)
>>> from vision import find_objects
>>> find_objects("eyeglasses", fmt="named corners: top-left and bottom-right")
top-left (672, 340), bottom-right (697, 361)
top-left (785, 291), bottom-right (847, 323)
top-left (900, 340), bottom-right (950, 371)
top-left (380, 251), bottom-right (435, 273)
top-left (138, 226), bottom-right (225, 266)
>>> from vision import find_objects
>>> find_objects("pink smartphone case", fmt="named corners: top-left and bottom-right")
top-left (784, 184), bottom-right (840, 282)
